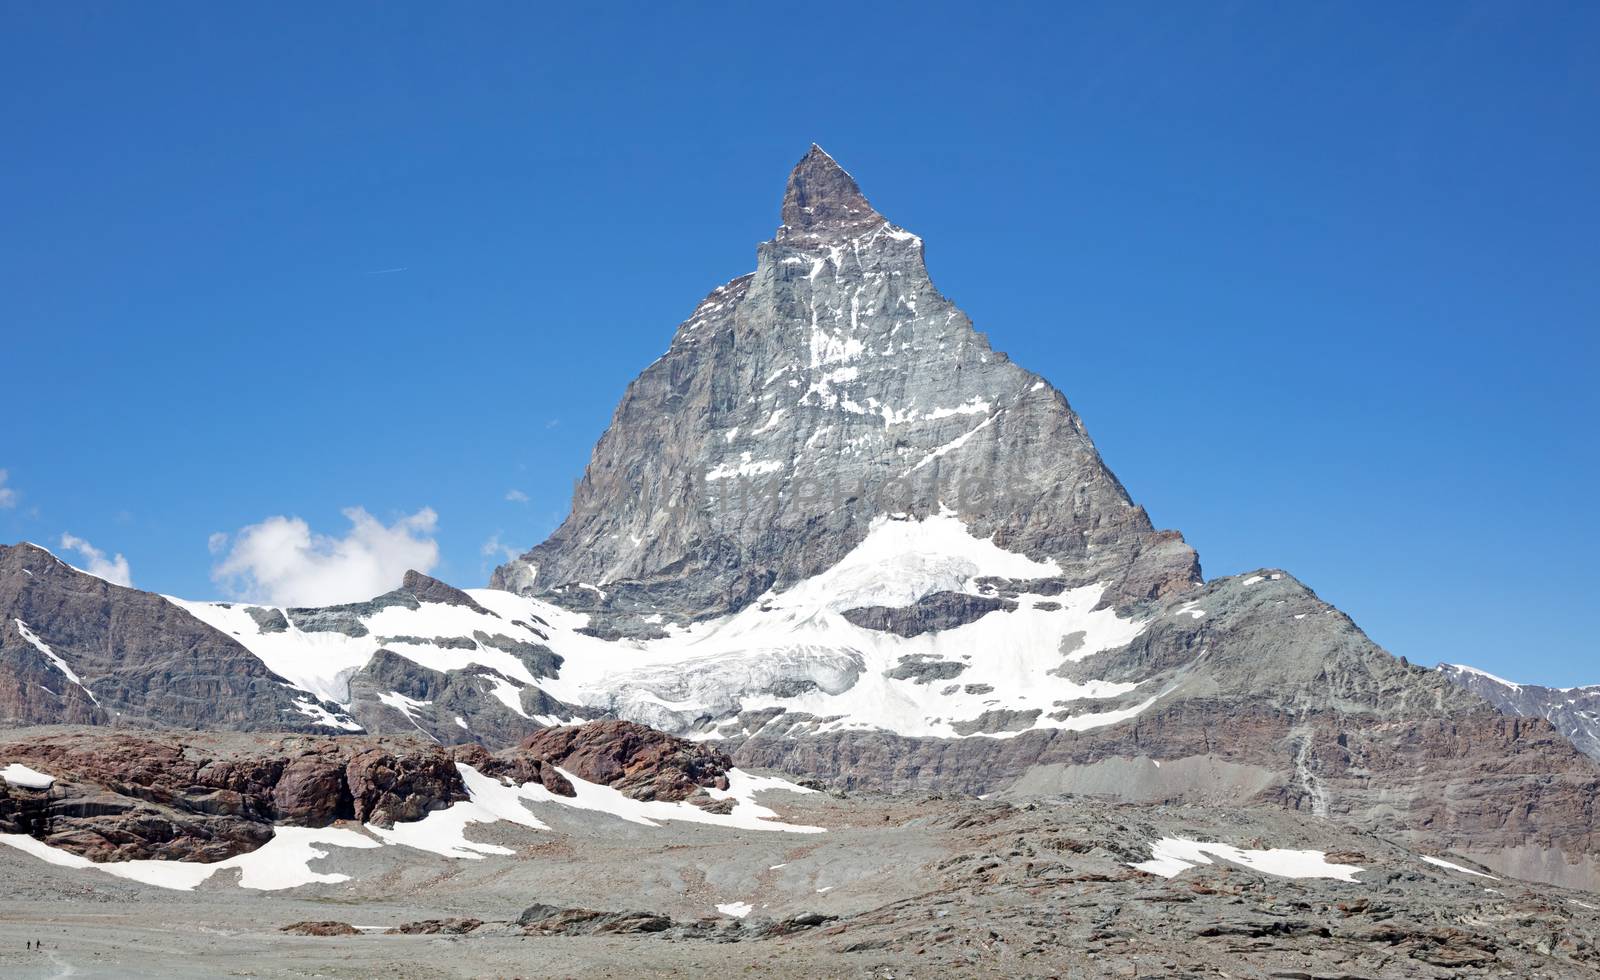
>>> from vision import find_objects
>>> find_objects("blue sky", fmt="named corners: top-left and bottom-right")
top-left (2, 3), bottom-right (1595, 684)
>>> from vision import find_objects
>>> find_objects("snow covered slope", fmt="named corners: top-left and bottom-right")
top-left (172, 512), bottom-right (1165, 743)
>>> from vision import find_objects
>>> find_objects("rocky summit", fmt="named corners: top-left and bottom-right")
top-left (3, 147), bottom-right (1599, 977)
top-left (492, 144), bottom-right (1197, 616)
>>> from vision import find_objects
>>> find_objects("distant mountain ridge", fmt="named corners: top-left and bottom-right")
top-left (1439, 662), bottom-right (1600, 761)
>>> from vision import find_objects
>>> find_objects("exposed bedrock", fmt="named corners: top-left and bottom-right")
top-left (843, 591), bottom-right (1015, 637)
top-left (733, 701), bottom-right (1600, 887)
top-left (0, 728), bottom-right (466, 862)
top-left (0, 542), bottom-right (349, 733)
top-left (518, 719), bottom-right (731, 803)
top-left (0, 721), bottom-right (737, 865)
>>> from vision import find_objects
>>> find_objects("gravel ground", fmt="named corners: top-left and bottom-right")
top-left (2, 787), bottom-right (1598, 978)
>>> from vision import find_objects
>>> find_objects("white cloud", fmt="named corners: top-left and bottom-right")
top-left (58, 533), bottom-right (133, 587)
top-left (0, 470), bottom-right (16, 509)
top-left (211, 507), bottom-right (439, 607)
top-left (480, 533), bottom-right (518, 563)
top-left (504, 489), bottom-right (529, 504)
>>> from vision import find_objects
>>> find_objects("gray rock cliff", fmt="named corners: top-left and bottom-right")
top-left (492, 146), bottom-right (1198, 618)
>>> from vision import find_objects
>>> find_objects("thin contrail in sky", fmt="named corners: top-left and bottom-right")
top-left (366, 267), bottom-right (408, 275)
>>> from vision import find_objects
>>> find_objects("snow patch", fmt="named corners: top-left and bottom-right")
top-left (1421, 855), bottom-right (1498, 879)
top-left (909, 413), bottom-right (999, 472)
top-left (706, 453), bottom-right (785, 482)
top-left (1441, 664), bottom-right (1523, 691)
top-left (520, 767), bottom-right (824, 834)
top-left (922, 397), bottom-right (991, 421)
top-left (1130, 838), bottom-right (1363, 882)
top-left (364, 764), bottom-right (550, 859)
top-left (13, 619), bottom-right (98, 704)
top-left (0, 826), bottom-right (381, 891)
top-left (477, 673), bottom-right (530, 718)
top-left (290, 698), bottom-right (362, 732)
top-left (2, 763), bottom-right (55, 790)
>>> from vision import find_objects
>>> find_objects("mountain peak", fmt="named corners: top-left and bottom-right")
top-left (495, 148), bottom-right (1198, 616)
top-left (780, 145), bottom-right (882, 237)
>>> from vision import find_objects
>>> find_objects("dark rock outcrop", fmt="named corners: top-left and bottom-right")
top-left (843, 591), bottom-right (1015, 637)
top-left (518, 903), bottom-right (674, 936)
top-left (519, 720), bottom-right (731, 802)
top-left (345, 649), bottom-right (587, 747)
top-left (386, 918), bottom-right (483, 935)
top-left (0, 728), bottom-right (466, 862)
top-left (400, 570), bottom-right (493, 615)
top-left (884, 656), bottom-right (967, 684)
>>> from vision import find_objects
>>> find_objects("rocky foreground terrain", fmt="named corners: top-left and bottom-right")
top-left (4, 721), bottom-right (1600, 979)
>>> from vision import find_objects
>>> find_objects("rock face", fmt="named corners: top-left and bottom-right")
top-left (0, 722), bottom-right (739, 866)
top-left (491, 145), bottom-right (1197, 617)
top-left (0, 543), bottom-right (356, 734)
top-left (0, 728), bottom-right (467, 862)
top-left (518, 720), bottom-right (731, 803)
top-left (166, 568), bottom-right (592, 747)
top-left (1439, 663), bottom-right (1600, 761)
top-left (344, 648), bottom-right (580, 747)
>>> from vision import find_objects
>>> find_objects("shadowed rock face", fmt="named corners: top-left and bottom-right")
top-left (491, 146), bottom-right (1198, 617)
top-left (0, 543), bottom-right (351, 733)
top-left (842, 591), bottom-right (1015, 637)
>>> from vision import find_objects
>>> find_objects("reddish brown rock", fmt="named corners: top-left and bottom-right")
top-left (0, 728), bottom-right (465, 862)
top-left (386, 918), bottom-right (483, 935)
top-left (344, 746), bottom-right (464, 824)
top-left (280, 921), bottom-right (359, 936)
top-left (518, 720), bottom-right (732, 802)
top-left (448, 743), bottom-right (575, 797)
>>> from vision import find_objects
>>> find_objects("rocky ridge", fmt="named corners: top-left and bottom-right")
top-left (0, 542), bottom-right (354, 734)
top-left (1439, 662), bottom-right (1600, 761)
